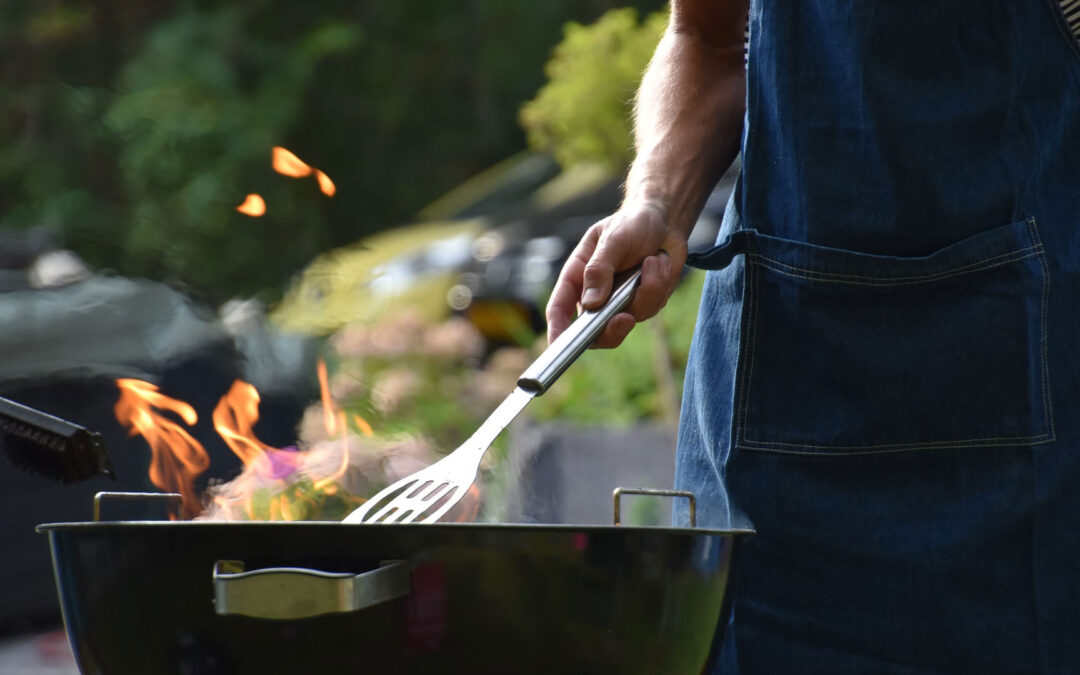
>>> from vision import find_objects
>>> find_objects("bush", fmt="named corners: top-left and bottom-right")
top-left (519, 7), bottom-right (668, 170)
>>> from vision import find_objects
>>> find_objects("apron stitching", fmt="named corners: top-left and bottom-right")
top-left (734, 437), bottom-right (1054, 456)
top-left (739, 432), bottom-right (1054, 452)
top-left (737, 233), bottom-right (761, 450)
top-left (749, 246), bottom-right (1042, 285)
top-left (1028, 409), bottom-right (1046, 675)
top-left (1027, 217), bottom-right (1057, 441)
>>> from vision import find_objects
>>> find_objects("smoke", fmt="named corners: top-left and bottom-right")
top-left (197, 435), bottom-right (437, 521)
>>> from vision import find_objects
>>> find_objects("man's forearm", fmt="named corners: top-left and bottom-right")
top-left (624, 1), bottom-right (748, 238)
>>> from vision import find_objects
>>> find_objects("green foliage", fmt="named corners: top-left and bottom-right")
top-left (520, 7), bottom-right (669, 170)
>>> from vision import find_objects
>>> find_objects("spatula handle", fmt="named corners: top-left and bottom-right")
top-left (517, 267), bottom-right (642, 394)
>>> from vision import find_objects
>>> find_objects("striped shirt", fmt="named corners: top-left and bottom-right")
top-left (1061, 0), bottom-right (1080, 42)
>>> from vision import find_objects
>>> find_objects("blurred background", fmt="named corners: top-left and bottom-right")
top-left (0, 1), bottom-right (740, 669)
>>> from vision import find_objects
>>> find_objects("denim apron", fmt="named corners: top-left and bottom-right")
top-left (675, 1), bottom-right (1080, 673)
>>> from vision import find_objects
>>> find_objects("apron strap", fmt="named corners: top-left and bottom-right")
top-left (685, 229), bottom-right (755, 271)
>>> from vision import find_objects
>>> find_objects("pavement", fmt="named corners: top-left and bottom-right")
top-left (0, 630), bottom-right (80, 675)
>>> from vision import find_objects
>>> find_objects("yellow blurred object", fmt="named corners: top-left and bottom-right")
top-left (464, 299), bottom-right (535, 345)
top-left (417, 152), bottom-right (560, 221)
top-left (529, 161), bottom-right (615, 211)
top-left (270, 220), bottom-right (484, 336)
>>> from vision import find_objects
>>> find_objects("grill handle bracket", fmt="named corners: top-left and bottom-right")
top-left (213, 559), bottom-right (410, 620)
top-left (613, 487), bottom-right (696, 528)
top-left (93, 491), bottom-right (183, 521)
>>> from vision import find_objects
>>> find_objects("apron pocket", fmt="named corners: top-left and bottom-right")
top-left (733, 217), bottom-right (1053, 455)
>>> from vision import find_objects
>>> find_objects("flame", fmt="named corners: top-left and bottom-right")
top-left (114, 379), bottom-right (210, 517)
top-left (313, 410), bottom-right (350, 490)
top-left (212, 380), bottom-right (274, 466)
top-left (317, 359), bottom-right (339, 437)
top-left (272, 146), bottom-right (313, 178)
top-left (272, 146), bottom-right (335, 196)
top-left (353, 414), bottom-right (374, 437)
top-left (236, 194), bottom-right (266, 217)
top-left (314, 169), bottom-right (336, 197)
top-left (310, 367), bottom-right (352, 489)
top-left (204, 366), bottom-right (355, 518)
top-left (452, 484), bottom-right (482, 523)
top-left (235, 147), bottom-right (333, 219)
top-left (211, 380), bottom-right (306, 486)
top-left (115, 360), bottom-right (447, 523)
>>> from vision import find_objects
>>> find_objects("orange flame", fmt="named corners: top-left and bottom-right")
top-left (272, 146), bottom-right (335, 196)
top-left (452, 484), bottom-right (483, 522)
top-left (114, 379), bottom-right (210, 517)
top-left (310, 362), bottom-right (353, 489)
top-left (314, 169), bottom-right (336, 197)
top-left (313, 410), bottom-right (350, 490)
top-left (272, 146), bottom-right (313, 178)
top-left (211, 380), bottom-right (304, 491)
top-left (353, 413), bottom-right (374, 437)
top-left (236, 194), bottom-right (266, 217)
top-left (317, 359), bottom-right (339, 437)
top-left (210, 367), bottom-right (354, 506)
top-left (212, 380), bottom-right (274, 466)
top-left (116, 360), bottom-right (384, 522)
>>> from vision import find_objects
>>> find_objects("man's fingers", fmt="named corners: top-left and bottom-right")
top-left (580, 258), bottom-right (615, 310)
top-left (593, 249), bottom-right (682, 347)
top-left (546, 260), bottom-right (582, 342)
top-left (581, 224), bottom-right (641, 309)
top-left (591, 312), bottom-right (636, 349)
top-left (624, 254), bottom-right (671, 322)
top-left (546, 225), bottom-right (601, 342)
top-left (553, 252), bottom-right (680, 345)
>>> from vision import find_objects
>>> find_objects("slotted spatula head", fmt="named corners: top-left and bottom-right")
top-left (343, 387), bottom-right (534, 524)
top-left (342, 446), bottom-right (482, 524)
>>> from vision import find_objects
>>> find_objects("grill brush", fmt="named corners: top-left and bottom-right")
top-left (1, 395), bottom-right (115, 483)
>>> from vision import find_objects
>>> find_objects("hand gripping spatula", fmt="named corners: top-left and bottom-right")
top-left (343, 268), bottom-right (642, 524)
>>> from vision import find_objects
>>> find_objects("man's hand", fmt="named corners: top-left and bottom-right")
top-left (545, 200), bottom-right (687, 348)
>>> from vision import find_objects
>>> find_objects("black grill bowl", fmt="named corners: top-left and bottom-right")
top-left (38, 521), bottom-right (748, 674)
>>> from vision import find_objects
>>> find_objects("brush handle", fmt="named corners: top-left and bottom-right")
top-left (0, 396), bottom-right (87, 442)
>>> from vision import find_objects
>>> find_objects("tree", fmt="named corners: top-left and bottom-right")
top-left (519, 7), bottom-right (669, 171)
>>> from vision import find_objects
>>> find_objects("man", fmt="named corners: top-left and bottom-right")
top-left (547, 1), bottom-right (1080, 673)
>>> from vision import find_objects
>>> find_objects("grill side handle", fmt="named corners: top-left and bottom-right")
top-left (213, 560), bottom-right (410, 620)
top-left (613, 488), bottom-right (696, 527)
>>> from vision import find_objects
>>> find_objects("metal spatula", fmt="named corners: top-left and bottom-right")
top-left (343, 268), bottom-right (642, 524)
